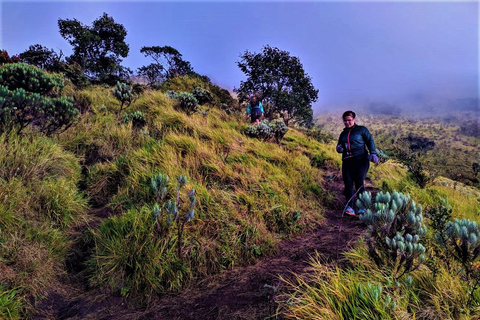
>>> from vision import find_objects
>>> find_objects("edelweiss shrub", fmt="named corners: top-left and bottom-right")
top-left (269, 119), bottom-right (288, 143)
top-left (357, 191), bottom-right (427, 278)
top-left (123, 110), bottom-right (146, 129)
top-left (111, 81), bottom-right (134, 112)
top-left (169, 91), bottom-right (198, 115)
top-left (245, 119), bottom-right (288, 143)
top-left (191, 87), bottom-right (212, 105)
top-left (435, 218), bottom-right (480, 278)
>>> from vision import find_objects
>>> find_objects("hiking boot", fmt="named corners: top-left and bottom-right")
top-left (357, 208), bottom-right (366, 215)
top-left (344, 206), bottom-right (355, 216)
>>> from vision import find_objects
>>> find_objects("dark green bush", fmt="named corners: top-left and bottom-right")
top-left (0, 63), bottom-right (78, 135)
top-left (192, 87), bottom-right (213, 105)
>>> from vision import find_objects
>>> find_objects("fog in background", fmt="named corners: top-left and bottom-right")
top-left (2, 1), bottom-right (478, 116)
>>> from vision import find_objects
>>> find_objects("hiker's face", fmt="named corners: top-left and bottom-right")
top-left (252, 97), bottom-right (257, 103)
top-left (343, 116), bottom-right (355, 128)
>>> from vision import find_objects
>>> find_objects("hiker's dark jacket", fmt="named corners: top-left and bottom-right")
top-left (337, 124), bottom-right (376, 160)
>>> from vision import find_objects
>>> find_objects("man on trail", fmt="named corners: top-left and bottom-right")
top-left (246, 95), bottom-right (264, 124)
top-left (336, 110), bottom-right (378, 216)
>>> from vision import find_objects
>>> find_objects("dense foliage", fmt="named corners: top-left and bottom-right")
top-left (19, 44), bottom-right (61, 71)
top-left (0, 63), bottom-right (78, 135)
top-left (138, 45), bottom-right (194, 86)
top-left (235, 45), bottom-right (318, 126)
top-left (58, 12), bottom-right (130, 84)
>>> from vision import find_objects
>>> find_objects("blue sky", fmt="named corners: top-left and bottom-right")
top-left (1, 1), bottom-right (478, 111)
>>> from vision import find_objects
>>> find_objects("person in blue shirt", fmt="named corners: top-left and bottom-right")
top-left (246, 96), bottom-right (264, 124)
top-left (336, 110), bottom-right (378, 216)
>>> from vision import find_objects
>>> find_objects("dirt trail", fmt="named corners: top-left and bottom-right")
top-left (33, 170), bottom-right (373, 320)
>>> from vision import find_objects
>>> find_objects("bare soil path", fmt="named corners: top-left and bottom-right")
top-left (33, 170), bottom-right (373, 320)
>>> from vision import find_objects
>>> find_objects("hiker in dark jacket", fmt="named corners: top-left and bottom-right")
top-left (336, 110), bottom-right (378, 216)
top-left (246, 96), bottom-right (264, 124)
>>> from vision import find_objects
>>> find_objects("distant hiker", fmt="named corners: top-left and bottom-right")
top-left (246, 95), bottom-right (264, 124)
top-left (336, 110), bottom-right (378, 216)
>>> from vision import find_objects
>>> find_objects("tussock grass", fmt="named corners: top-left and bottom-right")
top-left (0, 132), bottom-right (87, 314)
top-left (282, 244), bottom-right (480, 319)
top-left (87, 205), bottom-right (188, 299)
top-left (0, 133), bottom-right (80, 183)
top-left (282, 252), bottom-right (396, 320)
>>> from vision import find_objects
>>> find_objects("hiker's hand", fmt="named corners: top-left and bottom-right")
top-left (336, 144), bottom-right (343, 153)
top-left (369, 154), bottom-right (379, 164)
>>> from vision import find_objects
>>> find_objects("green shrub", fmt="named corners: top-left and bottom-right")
top-left (173, 92), bottom-right (198, 115)
top-left (0, 63), bottom-right (78, 135)
top-left (435, 218), bottom-right (480, 278)
top-left (269, 119), bottom-right (288, 143)
top-left (111, 81), bottom-right (134, 112)
top-left (245, 120), bottom-right (273, 141)
top-left (88, 173), bottom-right (196, 301)
top-left (191, 87), bottom-right (212, 105)
top-left (376, 149), bottom-right (390, 163)
top-left (122, 110), bottom-right (146, 129)
top-left (87, 206), bottom-right (189, 301)
top-left (245, 119), bottom-right (289, 143)
top-left (357, 191), bottom-right (427, 279)
top-left (395, 149), bottom-right (433, 188)
top-left (151, 174), bottom-right (196, 259)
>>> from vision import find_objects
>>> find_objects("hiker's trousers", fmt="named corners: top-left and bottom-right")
top-left (342, 154), bottom-right (370, 203)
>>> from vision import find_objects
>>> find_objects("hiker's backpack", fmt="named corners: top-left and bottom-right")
top-left (252, 103), bottom-right (262, 118)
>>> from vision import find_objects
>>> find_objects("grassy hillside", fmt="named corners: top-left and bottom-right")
top-left (1, 72), bottom-right (479, 318)
top-left (0, 77), bottom-right (337, 316)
